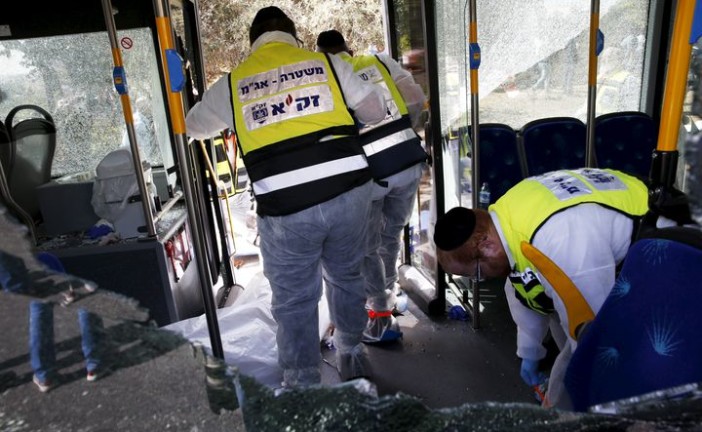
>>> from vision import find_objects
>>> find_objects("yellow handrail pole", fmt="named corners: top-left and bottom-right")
top-left (650, 0), bottom-right (696, 196)
top-left (467, 0), bottom-right (482, 330)
top-left (100, 0), bottom-right (157, 238)
top-left (152, 0), bottom-right (224, 359)
top-left (468, 0), bottom-right (480, 213)
top-left (585, 0), bottom-right (601, 168)
top-left (658, 0), bottom-right (696, 153)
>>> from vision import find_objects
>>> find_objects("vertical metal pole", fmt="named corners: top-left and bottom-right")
top-left (468, 0), bottom-right (480, 211)
top-left (657, 0), bottom-right (696, 154)
top-left (422, 0), bottom-right (447, 317)
top-left (152, 0), bottom-right (223, 359)
top-left (467, 0), bottom-right (481, 329)
top-left (383, 0), bottom-right (400, 60)
top-left (100, 0), bottom-right (157, 238)
top-left (649, 0), bottom-right (696, 198)
top-left (585, 0), bottom-right (600, 168)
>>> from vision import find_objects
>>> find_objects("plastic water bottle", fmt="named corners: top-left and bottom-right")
top-left (479, 182), bottom-right (491, 209)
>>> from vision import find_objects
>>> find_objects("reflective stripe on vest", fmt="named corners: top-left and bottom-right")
top-left (341, 53), bottom-right (426, 179)
top-left (230, 42), bottom-right (370, 215)
top-left (253, 154), bottom-right (366, 195)
top-left (362, 128), bottom-right (418, 156)
top-left (492, 168), bottom-right (649, 315)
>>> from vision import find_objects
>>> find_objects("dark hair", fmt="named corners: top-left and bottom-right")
top-left (316, 29), bottom-right (347, 53)
top-left (433, 207), bottom-right (476, 251)
top-left (249, 6), bottom-right (296, 45)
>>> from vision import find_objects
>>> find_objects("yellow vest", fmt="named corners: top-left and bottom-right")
top-left (340, 52), bottom-right (426, 180)
top-left (230, 42), bottom-right (370, 216)
top-left (491, 168), bottom-right (649, 314)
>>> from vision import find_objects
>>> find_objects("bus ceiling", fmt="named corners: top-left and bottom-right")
top-left (0, 0), bottom-right (157, 40)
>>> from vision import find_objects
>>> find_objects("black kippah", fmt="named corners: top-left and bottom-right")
top-left (316, 30), bottom-right (346, 49)
top-left (433, 207), bottom-right (476, 251)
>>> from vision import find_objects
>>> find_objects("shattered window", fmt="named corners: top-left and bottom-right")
top-left (436, 0), bottom-right (650, 132)
top-left (0, 28), bottom-right (171, 178)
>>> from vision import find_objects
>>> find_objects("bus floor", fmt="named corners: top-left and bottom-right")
top-left (224, 194), bottom-right (544, 409)
top-left (319, 277), bottom-right (540, 409)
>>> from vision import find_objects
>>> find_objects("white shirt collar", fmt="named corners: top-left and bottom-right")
top-left (251, 31), bottom-right (298, 52)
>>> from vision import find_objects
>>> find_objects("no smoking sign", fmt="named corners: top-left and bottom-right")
top-left (120, 37), bottom-right (133, 50)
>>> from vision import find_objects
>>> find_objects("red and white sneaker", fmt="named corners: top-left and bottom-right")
top-left (86, 370), bottom-right (98, 382)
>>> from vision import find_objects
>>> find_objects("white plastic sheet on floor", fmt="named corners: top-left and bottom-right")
top-left (163, 271), bottom-right (332, 389)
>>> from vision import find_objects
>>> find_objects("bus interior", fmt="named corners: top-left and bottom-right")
top-left (1, 0), bottom-right (702, 429)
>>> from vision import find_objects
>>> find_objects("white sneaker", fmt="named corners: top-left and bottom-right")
top-left (33, 374), bottom-right (52, 393)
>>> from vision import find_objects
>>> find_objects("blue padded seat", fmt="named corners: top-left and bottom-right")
top-left (519, 117), bottom-right (586, 176)
top-left (467, 124), bottom-right (523, 203)
top-left (565, 227), bottom-right (702, 412)
top-left (595, 111), bottom-right (656, 178)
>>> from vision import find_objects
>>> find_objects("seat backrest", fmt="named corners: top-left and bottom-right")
top-left (467, 123), bottom-right (523, 203)
top-left (594, 111), bottom-right (656, 178)
top-left (5, 105), bottom-right (57, 222)
top-left (0, 120), bottom-right (12, 174)
top-left (565, 227), bottom-right (702, 412)
top-left (519, 117), bottom-right (586, 176)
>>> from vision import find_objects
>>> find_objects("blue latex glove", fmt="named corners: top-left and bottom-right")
top-left (520, 358), bottom-right (545, 386)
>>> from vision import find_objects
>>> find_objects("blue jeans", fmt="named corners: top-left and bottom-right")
top-left (258, 181), bottom-right (372, 387)
top-left (0, 252), bottom-right (31, 293)
top-left (0, 250), bottom-right (102, 382)
top-left (29, 301), bottom-right (102, 381)
top-left (364, 164), bottom-right (422, 311)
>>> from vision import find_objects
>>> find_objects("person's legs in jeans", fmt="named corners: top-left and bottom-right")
top-left (258, 205), bottom-right (327, 388)
top-left (380, 172), bottom-right (421, 294)
top-left (29, 301), bottom-right (55, 384)
top-left (362, 183), bottom-right (403, 343)
top-left (364, 193), bottom-right (388, 311)
top-left (78, 308), bottom-right (103, 378)
top-left (319, 182), bottom-right (373, 378)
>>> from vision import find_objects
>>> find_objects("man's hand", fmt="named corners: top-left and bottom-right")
top-left (520, 358), bottom-right (546, 386)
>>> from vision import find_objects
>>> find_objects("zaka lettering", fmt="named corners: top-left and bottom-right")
top-left (244, 85), bottom-right (334, 131)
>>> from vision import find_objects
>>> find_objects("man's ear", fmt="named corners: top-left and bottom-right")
top-left (479, 232), bottom-right (503, 258)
